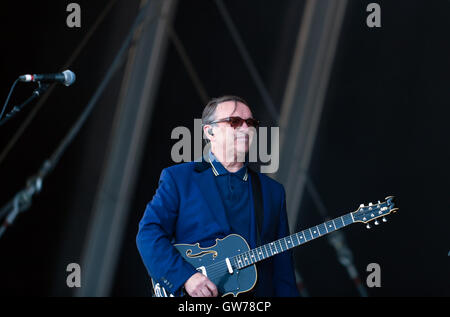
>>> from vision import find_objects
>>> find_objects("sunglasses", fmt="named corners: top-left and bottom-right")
top-left (209, 116), bottom-right (260, 129)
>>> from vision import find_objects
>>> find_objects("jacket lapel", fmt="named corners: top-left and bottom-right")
top-left (193, 161), bottom-right (231, 233)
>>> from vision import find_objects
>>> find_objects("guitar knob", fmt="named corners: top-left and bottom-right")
top-left (366, 224), bottom-right (371, 229)
top-left (374, 220), bottom-right (379, 225)
top-left (382, 217), bottom-right (387, 222)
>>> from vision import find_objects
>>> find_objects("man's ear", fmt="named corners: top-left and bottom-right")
top-left (203, 125), bottom-right (214, 140)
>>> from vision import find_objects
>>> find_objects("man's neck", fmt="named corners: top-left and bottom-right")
top-left (210, 148), bottom-right (245, 173)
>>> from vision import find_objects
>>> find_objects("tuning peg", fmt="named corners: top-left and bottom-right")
top-left (360, 204), bottom-right (364, 208)
top-left (382, 217), bottom-right (387, 222)
top-left (374, 220), bottom-right (379, 225)
top-left (366, 224), bottom-right (371, 229)
top-left (368, 202), bottom-right (373, 206)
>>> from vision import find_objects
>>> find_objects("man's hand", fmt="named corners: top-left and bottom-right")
top-left (184, 272), bottom-right (218, 297)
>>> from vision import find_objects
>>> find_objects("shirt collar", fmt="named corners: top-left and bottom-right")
top-left (208, 150), bottom-right (248, 181)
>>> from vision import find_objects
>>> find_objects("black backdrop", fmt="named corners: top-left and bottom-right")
top-left (0, 0), bottom-right (448, 296)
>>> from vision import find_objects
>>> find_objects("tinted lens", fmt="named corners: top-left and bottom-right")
top-left (227, 117), bottom-right (259, 128)
top-left (229, 117), bottom-right (245, 128)
top-left (245, 118), bottom-right (259, 127)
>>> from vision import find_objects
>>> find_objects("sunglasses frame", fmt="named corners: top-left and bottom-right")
top-left (209, 116), bottom-right (260, 129)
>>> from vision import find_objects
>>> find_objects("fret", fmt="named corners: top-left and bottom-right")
top-left (264, 244), bottom-right (270, 258)
top-left (301, 231), bottom-right (306, 243)
top-left (342, 213), bottom-right (353, 225)
top-left (256, 247), bottom-right (262, 261)
top-left (245, 253), bottom-right (251, 265)
top-left (303, 229), bottom-right (312, 241)
top-left (274, 241), bottom-right (280, 253)
top-left (247, 252), bottom-right (253, 265)
top-left (277, 240), bottom-right (284, 252)
top-left (287, 236), bottom-right (294, 248)
top-left (243, 253), bottom-right (249, 266)
top-left (269, 242), bottom-right (275, 255)
top-left (310, 226), bottom-right (320, 239)
top-left (249, 251), bottom-right (255, 264)
top-left (325, 220), bottom-right (335, 232)
top-left (232, 257), bottom-right (239, 270)
top-left (295, 232), bottom-right (301, 245)
top-left (236, 254), bottom-right (243, 268)
top-left (272, 242), bottom-right (278, 254)
top-left (283, 238), bottom-right (288, 250)
top-left (334, 217), bottom-right (344, 229)
top-left (317, 223), bottom-right (327, 235)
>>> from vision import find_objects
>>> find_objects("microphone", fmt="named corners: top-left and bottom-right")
top-left (19, 70), bottom-right (76, 86)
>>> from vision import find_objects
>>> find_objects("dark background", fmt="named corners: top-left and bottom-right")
top-left (0, 0), bottom-right (448, 296)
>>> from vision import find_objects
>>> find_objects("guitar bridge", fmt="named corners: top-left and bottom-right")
top-left (197, 266), bottom-right (207, 276)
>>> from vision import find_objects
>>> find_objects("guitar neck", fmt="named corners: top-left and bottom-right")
top-left (231, 212), bottom-right (355, 269)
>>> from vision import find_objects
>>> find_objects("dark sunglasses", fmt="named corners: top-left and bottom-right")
top-left (209, 116), bottom-right (260, 129)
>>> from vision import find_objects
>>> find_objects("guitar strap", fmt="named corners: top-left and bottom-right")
top-left (248, 167), bottom-right (264, 247)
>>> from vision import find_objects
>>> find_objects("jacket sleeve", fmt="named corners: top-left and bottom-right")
top-left (272, 185), bottom-right (300, 297)
top-left (136, 168), bottom-right (197, 295)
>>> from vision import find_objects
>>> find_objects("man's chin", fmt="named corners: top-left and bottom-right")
top-left (235, 147), bottom-right (249, 160)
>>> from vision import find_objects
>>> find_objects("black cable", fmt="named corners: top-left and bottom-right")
top-left (0, 78), bottom-right (19, 121)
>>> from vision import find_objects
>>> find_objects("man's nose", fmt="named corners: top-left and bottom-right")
top-left (238, 121), bottom-right (250, 130)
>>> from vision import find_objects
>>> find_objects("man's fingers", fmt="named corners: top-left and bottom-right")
top-left (200, 287), bottom-right (212, 297)
top-left (206, 280), bottom-right (218, 297)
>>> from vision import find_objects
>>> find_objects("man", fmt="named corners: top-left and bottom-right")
top-left (136, 95), bottom-right (299, 297)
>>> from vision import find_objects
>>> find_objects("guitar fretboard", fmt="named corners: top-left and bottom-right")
top-left (230, 212), bottom-right (354, 269)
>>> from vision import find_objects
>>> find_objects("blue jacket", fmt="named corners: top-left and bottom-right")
top-left (136, 160), bottom-right (299, 297)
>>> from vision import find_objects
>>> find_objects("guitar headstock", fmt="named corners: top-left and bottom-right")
top-left (352, 196), bottom-right (398, 229)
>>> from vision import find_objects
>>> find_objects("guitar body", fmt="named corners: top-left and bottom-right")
top-left (151, 234), bottom-right (257, 297)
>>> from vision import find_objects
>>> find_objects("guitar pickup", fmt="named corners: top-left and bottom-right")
top-left (225, 258), bottom-right (233, 274)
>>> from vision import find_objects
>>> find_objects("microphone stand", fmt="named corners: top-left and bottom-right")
top-left (0, 81), bottom-right (51, 239)
top-left (0, 81), bottom-right (50, 127)
top-left (0, 160), bottom-right (52, 239)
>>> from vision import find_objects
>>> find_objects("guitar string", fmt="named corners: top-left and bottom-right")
top-left (188, 217), bottom-right (356, 281)
top-left (203, 237), bottom-right (300, 280)
top-left (200, 223), bottom-right (347, 280)
top-left (179, 214), bottom-right (370, 291)
top-left (203, 233), bottom-right (311, 277)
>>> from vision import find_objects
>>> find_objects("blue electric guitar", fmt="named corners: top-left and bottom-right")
top-left (151, 196), bottom-right (398, 297)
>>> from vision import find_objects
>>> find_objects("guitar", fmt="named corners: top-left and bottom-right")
top-left (151, 196), bottom-right (398, 297)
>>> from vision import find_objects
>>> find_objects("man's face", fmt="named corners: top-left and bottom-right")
top-left (205, 101), bottom-right (256, 162)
